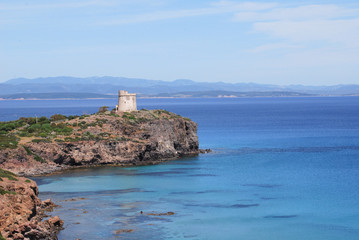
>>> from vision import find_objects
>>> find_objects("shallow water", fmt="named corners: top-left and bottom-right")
top-left (2, 97), bottom-right (359, 239)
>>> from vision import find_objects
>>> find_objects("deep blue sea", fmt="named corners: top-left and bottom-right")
top-left (1, 97), bottom-right (359, 240)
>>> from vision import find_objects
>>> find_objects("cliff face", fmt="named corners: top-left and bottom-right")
top-left (0, 110), bottom-right (202, 176)
top-left (0, 169), bottom-right (63, 240)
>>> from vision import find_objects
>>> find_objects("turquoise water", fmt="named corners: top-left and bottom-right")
top-left (2, 97), bottom-right (359, 239)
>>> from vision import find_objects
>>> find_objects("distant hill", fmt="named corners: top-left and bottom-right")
top-left (144, 91), bottom-right (313, 98)
top-left (0, 92), bottom-right (116, 100)
top-left (0, 76), bottom-right (358, 98)
top-left (0, 91), bottom-right (313, 99)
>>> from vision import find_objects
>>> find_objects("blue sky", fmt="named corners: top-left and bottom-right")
top-left (0, 0), bottom-right (358, 85)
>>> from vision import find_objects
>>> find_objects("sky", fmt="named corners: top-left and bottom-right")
top-left (0, 0), bottom-right (359, 85)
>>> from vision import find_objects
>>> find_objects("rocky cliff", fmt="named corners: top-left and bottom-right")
top-left (0, 109), bottom-right (205, 176)
top-left (0, 168), bottom-right (63, 240)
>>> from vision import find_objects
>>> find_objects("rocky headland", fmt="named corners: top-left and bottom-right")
top-left (0, 168), bottom-right (63, 240)
top-left (0, 109), bottom-right (207, 176)
top-left (0, 109), bottom-right (209, 239)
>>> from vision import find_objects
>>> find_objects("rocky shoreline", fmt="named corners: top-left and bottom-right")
top-left (0, 109), bottom-right (210, 177)
top-left (0, 110), bottom-right (209, 239)
top-left (0, 169), bottom-right (63, 240)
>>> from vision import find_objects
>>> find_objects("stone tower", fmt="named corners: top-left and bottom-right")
top-left (116, 90), bottom-right (137, 112)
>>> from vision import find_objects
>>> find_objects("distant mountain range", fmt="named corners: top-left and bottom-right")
top-left (0, 76), bottom-right (358, 99)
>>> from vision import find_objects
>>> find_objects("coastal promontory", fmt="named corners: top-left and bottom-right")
top-left (0, 109), bottom-right (203, 176)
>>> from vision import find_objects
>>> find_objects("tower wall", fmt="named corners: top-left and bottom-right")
top-left (117, 90), bottom-right (137, 112)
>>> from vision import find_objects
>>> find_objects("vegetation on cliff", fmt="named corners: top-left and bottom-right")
top-left (0, 109), bottom-right (188, 147)
top-left (0, 109), bottom-right (201, 176)
top-left (0, 168), bottom-right (18, 181)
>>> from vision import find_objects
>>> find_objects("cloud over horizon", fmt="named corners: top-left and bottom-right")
top-left (0, 0), bottom-right (358, 85)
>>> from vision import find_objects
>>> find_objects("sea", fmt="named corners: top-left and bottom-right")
top-left (1, 97), bottom-right (359, 240)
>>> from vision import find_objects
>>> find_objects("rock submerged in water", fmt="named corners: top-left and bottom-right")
top-left (0, 168), bottom-right (63, 240)
top-left (147, 211), bottom-right (175, 216)
top-left (0, 109), bottom-right (207, 176)
top-left (114, 229), bottom-right (134, 234)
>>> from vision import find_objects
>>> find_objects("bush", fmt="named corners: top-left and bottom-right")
top-left (0, 134), bottom-right (18, 149)
top-left (23, 145), bottom-right (32, 155)
top-left (0, 186), bottom-right (17, 195)
top-left (27, 124), bottom-right (42, 133)
top-left (122, 112), bottom-right (136, 121)
top-left (19, 117), bottom-right (36, 125)
top-left (68, 115), bottom-right (79, 120)
top-left (39, 132), bottom-right (49, 138)
top-left (0, 122), bottom-right (16, 132)
top-left (154, 109), bottom-right (170, 115)
top-left (52, 123), bottom-right (73, 135)
top-left (31, 139), bottom-right (50, 143)
top-left (0, 168), bottom-right (18, 181)
top-left (38, 116), bottom-right (50, 124)
top-left (33, 154), bottom-right (46, 163)
top-left (98, 106), bottom-right (109, 113)
top-left (18, 131), bottom-right (31, 137)
top-left (42, 123), bottom-right (52, 131)
top-left (50, 114), bottom-right (67, 122)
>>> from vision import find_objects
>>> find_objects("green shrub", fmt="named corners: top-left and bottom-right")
top-left (42, 123), bottom-right (52, 131)
top-left (82, 131), bottom-right (97, 140)
top-left (155, 109), bottom-right (170, 115)
top-left (0, 122), bottom-right (16, 132)
top-left (25, 180), bottom-right (31, 183)
top-left (122, 112), bottom-right (136, 121)
top-left (19, 117), bottom-right (36, 125)
top-left (27, 123), bottom-right (42, 133)
top-left (39, 132), bottom-right (49, 138)
top-left (38, 116), bottom-right (50, 123)
top-left (33, 154), bottom-right (46, 163)
top-left (50, 114), bottom-right (67, 122)
top-left (64, 137), bottom-right (81, 142)
top-left (0, 134), bottom-right (18, 149)
top-left (18, 131), bottom-right (31, 137)
top-left (0, 169), bottom-right (18, 181)
top-left (68, 115), bottom-right (78, 120)
top-left (23, 145), bottom-right (32, 155)
top-left (98, 106), bottom-right (109, 113)
top-left (0, 186), bottom-right (17, 195)
top-left (31, 139), bottom-right (50, 143)
top-left (52, 123), bottom-right (73, 135)
top-left (0, 232), bottom-right (6, 240)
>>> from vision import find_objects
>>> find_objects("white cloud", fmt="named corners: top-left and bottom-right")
top-left (102, 8), bottom-right (223, 25)
top-left (248, 43), bottom-right (303, 53)
top-left (235, 4), bottom-right (358, 22)
top-left (253, 19), bottom-right (359, 47)
top-left (211, 1), bottom-right (277, 11)
top-left (101, 1), bottom-right (277, 25)
top-left (231, 3), bottom-right (359, 52)
top-left (0, 0), bottom-right (149, 11)
top-left (0, 1), bottom-right (106, 11)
